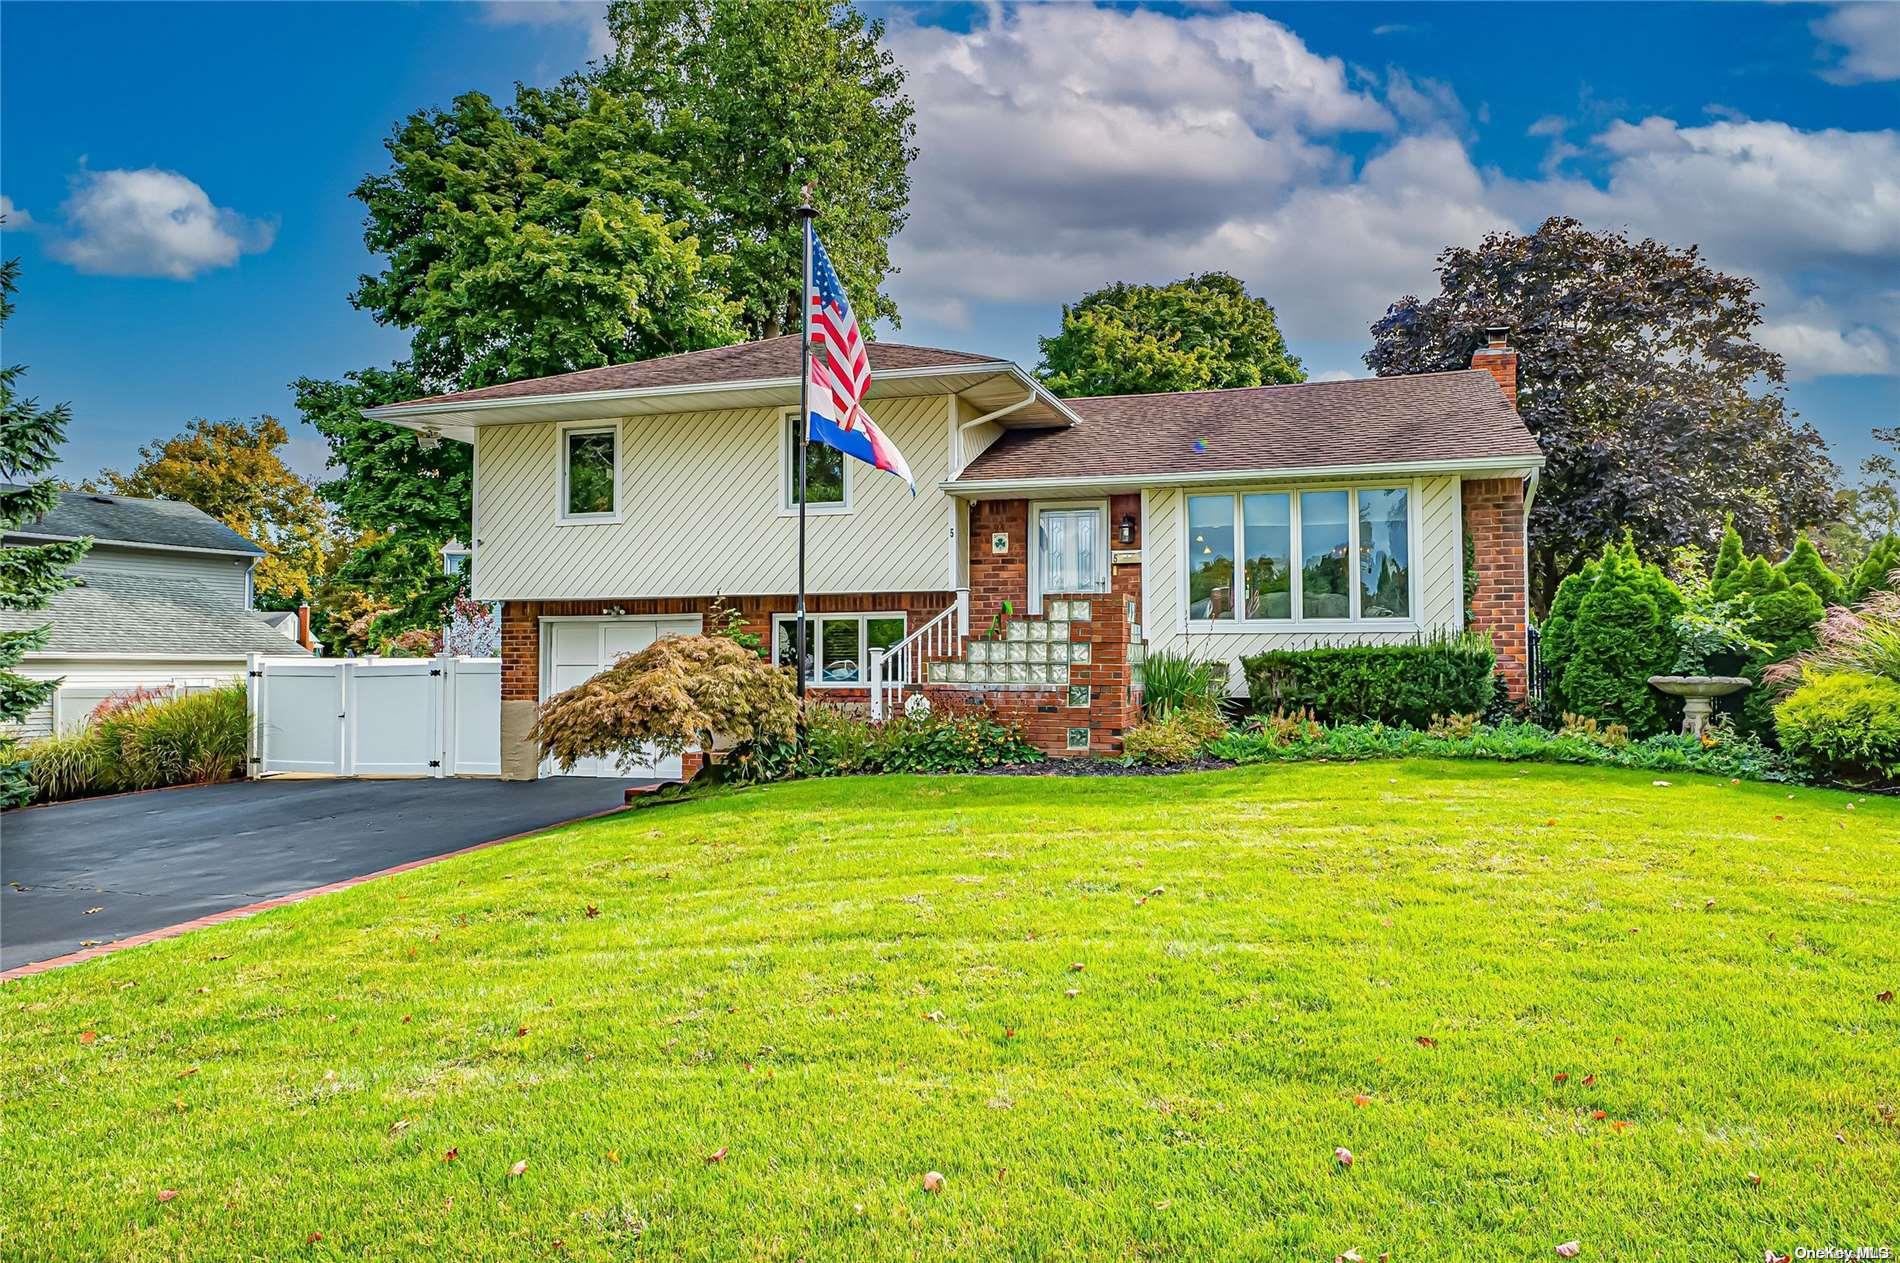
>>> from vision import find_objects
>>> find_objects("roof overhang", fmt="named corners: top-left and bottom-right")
top-left (2, 530), bottom-right (262, 559)
top-left (942, 453), bottom-right (1545, 499)
top-left (362, 361), bottom-right (1080, 440)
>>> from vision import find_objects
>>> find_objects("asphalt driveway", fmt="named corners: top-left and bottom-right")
top-left (1, 777), bottom-right (648, 971)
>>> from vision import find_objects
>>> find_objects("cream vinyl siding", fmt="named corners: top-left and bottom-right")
top-left (474, 394), bottom-right (954, 601)
top-left (76, 543), bottom-right (254, 608)
top-left (1143, 475), bottom-right (1463, 694)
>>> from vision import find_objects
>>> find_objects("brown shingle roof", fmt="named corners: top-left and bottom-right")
top-left (957, 371), bottom-right (1543, 484)
top-left (386, 336), bottom-right (1007, 408)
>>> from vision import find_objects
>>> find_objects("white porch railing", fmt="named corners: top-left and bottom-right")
top-left (869, 592), bottom-right (966, 719)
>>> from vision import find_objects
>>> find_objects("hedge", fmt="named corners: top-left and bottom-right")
top-left (1240, 633), bottom-right (1496, 728)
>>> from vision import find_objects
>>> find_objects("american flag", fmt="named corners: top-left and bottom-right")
top-left (808, 230), bottom-right (871, 423)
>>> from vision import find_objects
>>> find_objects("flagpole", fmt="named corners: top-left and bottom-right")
top-left (795, 185), bottom-right (817, 705)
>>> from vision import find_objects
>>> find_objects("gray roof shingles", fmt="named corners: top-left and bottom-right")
top-left (957, 370), bottom-right (1544, 483)
top-left (386, 336), bottom-right (1007, 408)
top-left (8, 489), bottom-right (263, 555)
top-left (0, 570), bottom-right (305, 658)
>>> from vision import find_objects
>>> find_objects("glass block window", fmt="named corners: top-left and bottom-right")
top-left (1067, 684), bottom-right (1090, 708)
top-left (1066, 727), bottom-right (1090, 751)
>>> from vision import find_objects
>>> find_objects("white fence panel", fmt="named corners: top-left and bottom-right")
top-left (445, 657), bottom-right (501, 776)
top-left (248, 654), bottom-right (500, 778)
top-left (348, 660), bottom-right (441, 776)
top-left (252, 661), bottom-right (348, 774)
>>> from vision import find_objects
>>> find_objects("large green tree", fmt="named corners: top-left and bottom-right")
top-left (292, 366), bottom-right (469, 641)
top-left (1037, 272), bottom-right (1306, 398)
top-left (352, 86), bottom-right (743, 389)
top-left (91, 416), bottom-right (337, 607)
top-left (601, 0), bottom-right (916, 338)
top-left (0, 255), bottom-right (90, 806)
top-left (1366, 217), bottom-right (1836, 611)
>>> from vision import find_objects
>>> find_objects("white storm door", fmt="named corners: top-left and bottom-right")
top-left (1032, 505), bottom-right (1106, 612)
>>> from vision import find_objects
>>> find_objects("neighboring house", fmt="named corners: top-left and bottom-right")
top-left (0, 490), bottom-right (311, 737)
top-left (365, 330), bottom-right (1541, 776)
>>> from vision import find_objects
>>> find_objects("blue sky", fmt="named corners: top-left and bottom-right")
top-left (3, 1), bottom-right (1896, 483)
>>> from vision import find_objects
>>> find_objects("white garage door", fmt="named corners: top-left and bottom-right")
top-left (543, 616), bottom-right (703, 778)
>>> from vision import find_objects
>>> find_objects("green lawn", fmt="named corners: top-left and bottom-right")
top-left (5, 762), bottom-right (1897, 1261)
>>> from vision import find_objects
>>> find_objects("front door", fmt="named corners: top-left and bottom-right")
top-left (543, 616), bottom-right (703, 777)
top-left (1032, 504), bottom-right (1107, 612)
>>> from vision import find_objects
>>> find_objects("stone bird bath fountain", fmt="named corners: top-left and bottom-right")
top-left (1647, 675), bottom-right (1751, 737)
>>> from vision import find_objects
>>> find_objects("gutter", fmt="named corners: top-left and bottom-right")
top-left (3, 532), bottom-right (262, 560)
top-left (941, 452), bottom-right (1546, 495)
top-left (364, 361), bottom-right (1083, 428)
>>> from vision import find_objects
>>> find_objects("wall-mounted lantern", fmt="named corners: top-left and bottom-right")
top-left (1117, 514), bottom-right (1138, 546)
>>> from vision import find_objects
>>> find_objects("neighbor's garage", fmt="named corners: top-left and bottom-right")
top-left (541, 615), bottom-right (701, 777)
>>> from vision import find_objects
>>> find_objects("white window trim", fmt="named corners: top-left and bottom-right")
top-left (771, 611), bottom-right (906, 688)
top-left (556, 419), bottom-right (622, 525)
top-left (778, 407), bottom-right (853, 516)
top-left (1181, 479), bottom-right (1421, 633)
top-left (1028, 499), bottom-right (1111, 615)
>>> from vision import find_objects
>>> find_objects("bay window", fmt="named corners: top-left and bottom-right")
top-left (1184, 485), bottom-right (1413, 625)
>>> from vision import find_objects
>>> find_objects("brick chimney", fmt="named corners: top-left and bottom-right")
top-left (296, 601), bottom-right (315, 652)
top-left (1470, 325), bottom-right (1517, 409)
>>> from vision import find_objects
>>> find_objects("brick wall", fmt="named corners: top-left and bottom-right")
top-left (921, 588), bottom-right (1142, 756)
top-left (967, 499), bottom-right (1028, 632)
top-left (1462, 477), bottom-right (1530, 699)
top-left (501, 590), bottom-right (956, 702)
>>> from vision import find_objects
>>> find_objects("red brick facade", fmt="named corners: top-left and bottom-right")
top-left (921, 588), bottom-right (1143, 756)
top-left (1462, 476), bottom-right (1530, 699)
top-left (500, 591), bottom-right (956, 702)
top-left (967, 498), bottom-right (1028, 633)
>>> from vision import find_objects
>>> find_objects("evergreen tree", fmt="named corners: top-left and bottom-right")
top-left (0, 255), bottom-right (90, 806)
top-left (1710, 516), bottom-right (1747, 592)
top-left (1539, 538), bottom-right (1684, 736)
top-left (1845, 534), bottom-right (1900, 603)
top-left (1776, 536), bottom-right (1843, 607)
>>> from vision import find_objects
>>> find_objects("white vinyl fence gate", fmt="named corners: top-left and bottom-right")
top-left (247, 654), bottom-right (501, 778)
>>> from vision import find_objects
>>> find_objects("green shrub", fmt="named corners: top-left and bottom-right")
top-left (1206, 717), bottom-right (1803, 784)
top-left (868, 700), bottom-right (1042, 773)
top-left (1778, 536), bottom-right (1843, 607)
top-left (1773, 670), bottom-right (1900, 785)
top-left (1240, 632), bottom-right (1495, 729)
top-left (19, 684), bottom-right (249, 803)
top-left (1541, 538), bottom-right (1684, 736)
top-left (730, 697), bottom-right (1041, 782)
top-left (1121, 705), bottom-right (1227, 766)
top-left (1140, 650), bottom-right (1227, 718)
top-left (1845, 534), bottom-right (1900, 603)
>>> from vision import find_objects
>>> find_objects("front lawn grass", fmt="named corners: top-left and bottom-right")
top-left (4, 761), bottom-right (1897, 1260)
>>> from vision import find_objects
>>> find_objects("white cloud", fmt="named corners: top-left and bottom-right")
top-left (882, 8), bottom-right (1900, 382)
top-left (1761, 307), bottom-right (1895, 378)
top-left (48, 168), bottom-right (275, 280)
top-left (478, 1), bottom-right (613, 60)
top-left (1813, 3), bottom-right (1900, 84)
top-left (0, 194), bottom-right (31, 228)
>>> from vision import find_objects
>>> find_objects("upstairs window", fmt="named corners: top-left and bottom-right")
top-left (559, 422), bottom-right (619, 523)
top-left (782, 410), bottom-right (849, 512)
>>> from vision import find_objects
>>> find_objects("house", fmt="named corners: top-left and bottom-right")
top-left (364, 330), bottom-right (1541, 776)
top-left (0, 490), bottom-right (312, 737)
